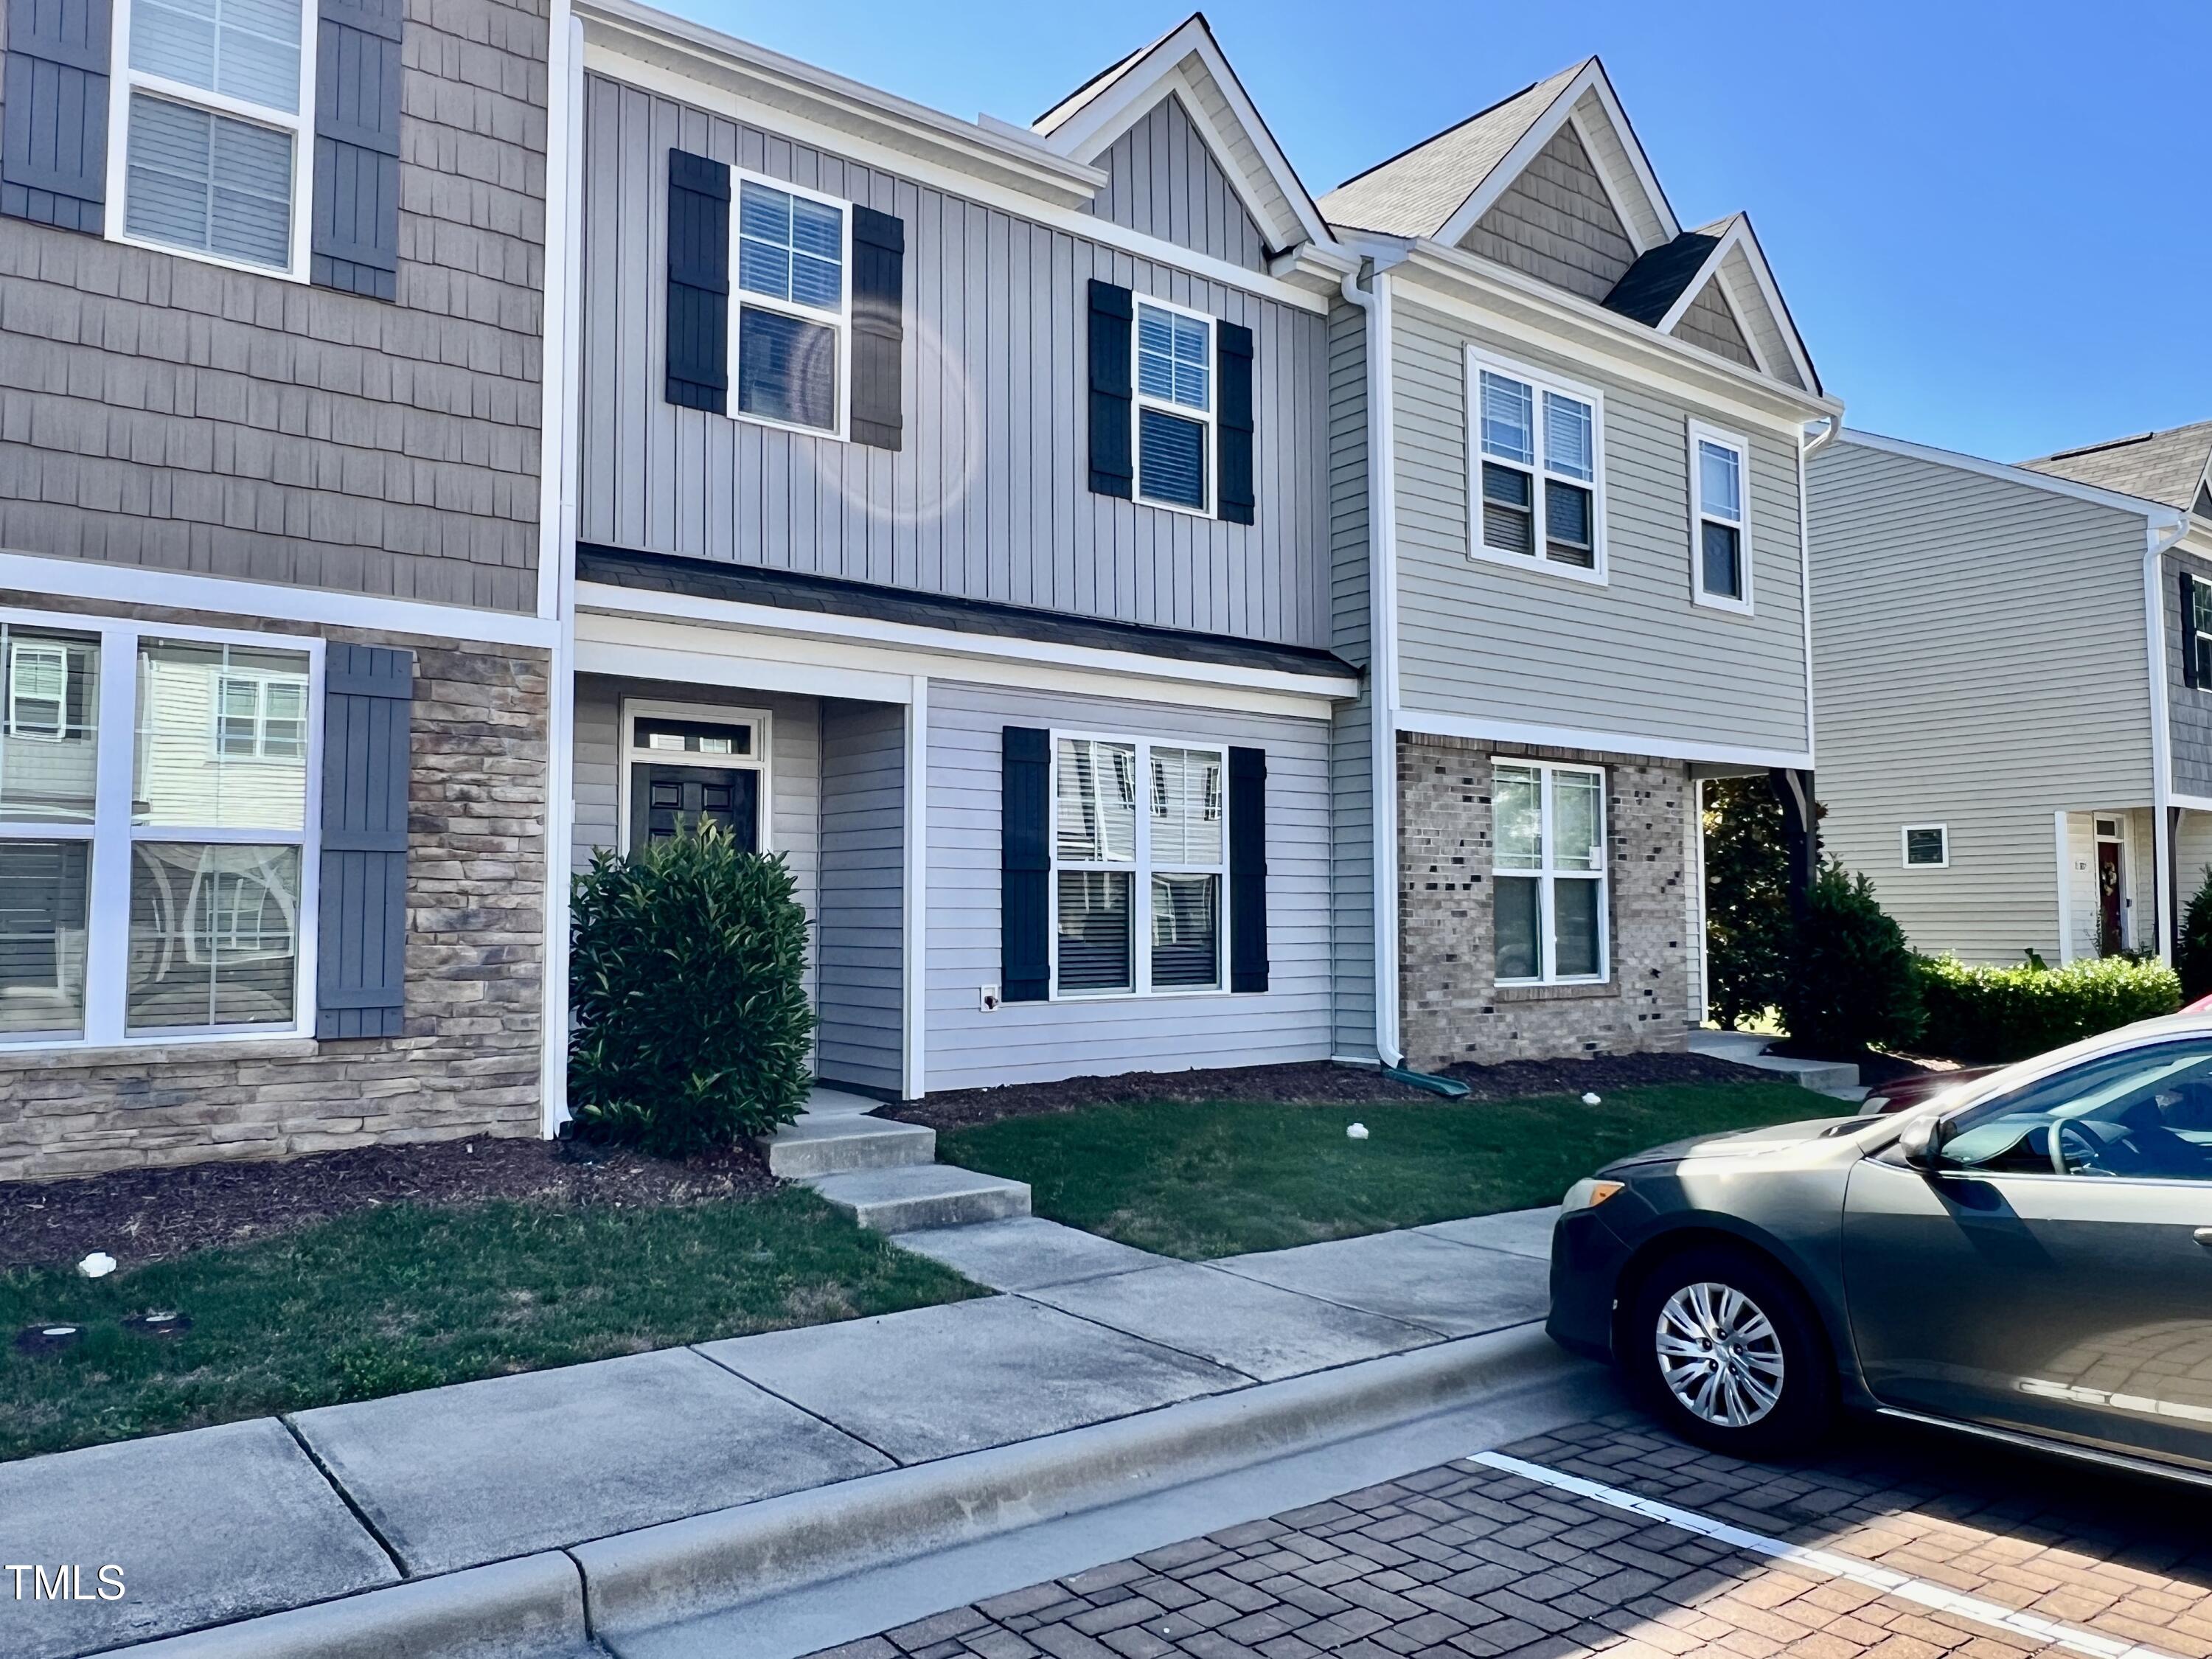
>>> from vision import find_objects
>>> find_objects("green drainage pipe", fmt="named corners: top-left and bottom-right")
top-left (1382, 1066), bottom-right (1471, 1099)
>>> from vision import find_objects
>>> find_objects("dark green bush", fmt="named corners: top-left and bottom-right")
top-left (1701, 776), bottom-right (1791, 1028)
top-left (1916, 953), bottom-right (2181, 1064)
top-left (568, 826), bottom-right (815, 1157)
top-left (2180, 866), bottom-right (2212, 1003)
top-left (1777, 860), bottom-right (1921, 1053)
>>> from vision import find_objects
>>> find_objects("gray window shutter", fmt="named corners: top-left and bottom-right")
top-left (1, 0), bottom-right (112, 234)
top-left (317, 644), bottom-right (413, 1039)
top-left (1217, 321), bottom-right (1256, 526)
top-left (1088, 279), bottom-right (1133, 498)
top-left (310, 0), bottom-right (403, 301)
top-left (1001, 726), bottom-right (1050, 1003)
top-left (849, 204), bottom-right (904, 450)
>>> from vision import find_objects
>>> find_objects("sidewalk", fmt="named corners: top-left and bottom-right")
top-left (1, 1208), bottom-right (1563, 1659)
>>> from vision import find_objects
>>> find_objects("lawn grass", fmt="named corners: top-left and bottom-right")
top-left (939, 1082), bottom-right (1835, 1260)
top-left (0, 1186), bottom-right (981, 1463)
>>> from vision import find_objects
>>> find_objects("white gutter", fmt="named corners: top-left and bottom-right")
top-left (2146, 510), bottom-right (2191, 964)
top-left (1341, 261), bottom-right (1404, 1066)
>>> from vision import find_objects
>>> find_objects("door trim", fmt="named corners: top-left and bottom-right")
top-left (616, 697), bottom-right (773, 855)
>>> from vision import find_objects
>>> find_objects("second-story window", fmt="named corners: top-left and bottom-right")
top-left (734, 178), bottom-right (848, 434)
top-left (1691, 423), bottom-right (1753, 611)
top-left (1470, 349), bottom-right (1604, 579)
top-left (1135, 302), bottom-right (1214, 514)
top-left (116, 0), bottom-right (312, 275)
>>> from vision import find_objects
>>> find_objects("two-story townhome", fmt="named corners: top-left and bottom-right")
top-left (0, 0), bottom-right (562, 1178)
top-left (546, 7), bottom-right (1362, 1108)
top-left (1809, 423), bottom-right (2210, 966)
top-left (1317, 60), bottom-right (1840, 1071)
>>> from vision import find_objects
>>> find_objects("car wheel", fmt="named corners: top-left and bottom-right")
top-left (1626, 1245), bottom-right (1836, 1457)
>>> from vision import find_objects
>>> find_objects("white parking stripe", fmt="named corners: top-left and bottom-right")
top-left (1470, 1451), bottom-right (2185, 1659)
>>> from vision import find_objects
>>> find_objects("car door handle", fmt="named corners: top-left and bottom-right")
top-left (2197, 1228), bottom-right (2212, 1249)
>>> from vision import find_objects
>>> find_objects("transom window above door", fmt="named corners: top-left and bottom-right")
top-left (1470, 349), bottom-right (1604, 580)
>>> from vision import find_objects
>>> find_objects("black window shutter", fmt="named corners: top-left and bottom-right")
top-left (1088, 279), bottom-right (1133, 498)
top-left (317, 645), bottom-right (414, 1040)
top-left (0, 0), bottom-right (111, 234)
top-left (2185, 570), bottom-right (2201, 691)
top-left (849, 204), bottom-right (905, 450)
top-left (309, 0), bottom-right (402, 299)
top-left (1218, 320), bottom-right (1256, 526)
top-left (1228, 745), bottom-right (1268, 993)
top-left (666, 148), bottom-right (730, 414)
top-left (1002, 726), bottom-right (1051, 1003)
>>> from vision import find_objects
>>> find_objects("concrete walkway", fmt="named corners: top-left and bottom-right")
top-left (0, 1208), bottom-right (1561, 1659)
top-left (1689, 1027), bottom-right (1869, 1102)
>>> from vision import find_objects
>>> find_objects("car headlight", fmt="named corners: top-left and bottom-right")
top-left (1562, 1177), bottom-right (1624, 1213)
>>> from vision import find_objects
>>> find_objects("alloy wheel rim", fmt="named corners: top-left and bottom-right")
top-left (1655, 1281), bottom-right (1785, 1427)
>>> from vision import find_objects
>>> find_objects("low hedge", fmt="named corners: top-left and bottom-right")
top-left (1915, 953), bottom-right (2181, 1064)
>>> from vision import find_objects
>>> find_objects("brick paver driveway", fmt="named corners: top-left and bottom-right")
top-left (810, 1410), bottom-right (2212, 1659)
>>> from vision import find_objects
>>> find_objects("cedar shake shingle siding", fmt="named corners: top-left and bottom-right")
top-left (1458, 120), bottom-right (1635, 305)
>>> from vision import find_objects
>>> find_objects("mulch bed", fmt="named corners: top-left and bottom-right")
top-left (0, 1136), bottom-right (776, 1272)
top-left (886, 1051), bottom-right (1776, 1132)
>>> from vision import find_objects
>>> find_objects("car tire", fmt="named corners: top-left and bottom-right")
top-left (1625, 1245), bottom-right (1836, 1458)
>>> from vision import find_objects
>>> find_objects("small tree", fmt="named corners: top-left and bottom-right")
top-left (1702, 776), bottom-right (1791, 1028)
top-left (568, 825), bottom-right (815, 1158)
top-left (2181, 865), bottom-right (2212, 1004)
top-left (1778, 860), bottom-right (1922, 1054)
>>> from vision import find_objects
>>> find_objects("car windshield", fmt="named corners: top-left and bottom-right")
top-left (1939, 1040), bottom-right (2212, 1179)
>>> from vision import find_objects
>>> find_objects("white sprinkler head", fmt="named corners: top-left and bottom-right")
top-left (77, 1251), bottom-right (117, 1279)
top-left (1346, 1122), bottom-right (1369, 1141)
top-left (1581, 1092), bottom-right (1602, 1107)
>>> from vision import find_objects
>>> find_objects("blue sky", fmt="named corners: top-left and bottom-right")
top-left (679, 0), bottom-right (2210, 464)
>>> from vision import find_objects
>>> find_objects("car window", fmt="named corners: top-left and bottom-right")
top-left (1937, 1038), bottom-right (2212, 1182)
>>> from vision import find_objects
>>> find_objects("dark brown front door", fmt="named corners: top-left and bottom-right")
top-left (629, 764), bottom-right (759, 850)
top-left (2097, 839), bottom-right (2125, 954)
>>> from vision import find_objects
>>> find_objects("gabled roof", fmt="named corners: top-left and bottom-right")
top-left (1593, 212), bottom-right (1819, 394)
top-left (1601, 227), bottom-right (1719, 325)
top-left (2022, 421), bottom-right (2212, 515)
top-left (1029, 13), bottom-right (1331, 254)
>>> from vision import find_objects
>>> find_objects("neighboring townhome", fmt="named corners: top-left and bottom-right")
top-left (0, 0), bottom-right (560, 1178)
top-left (550, 9), bottom-right (1360, 1105)
top-left (1318, 58), bottom-right (1839, 1071)
top-left (1808, 424), bottom-right (2210, 966)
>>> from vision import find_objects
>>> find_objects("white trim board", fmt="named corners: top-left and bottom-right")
top-left (1395, 706), bottom-right (1812, 773)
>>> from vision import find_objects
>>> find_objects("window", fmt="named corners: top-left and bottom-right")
top-left (114, 0), bottom-right (314, 276)
top-left (618, 701), bottom-right (768, 853)
top-left (2190, 577), bottom-right (2212, 689)
top-left (1470, 349), bottom-right (1604, 578)
top-left (1134, 302), bottom-right (1214, 514)
top-left (731, 177), bottom-right (847, 434)
top-left (1930, 1038), bottom-right (2212, 1183)
top-left (1690, 423), bottom-right (1751, 610)
top-left (1051, 734), bottom-right (1226, 996)
top-left (1492, 762), bottom-right (1607, 985)
top-left (1902, 824), bottom-right (1948, 869)
top-left (0, 613), bottom-right (318, 1048)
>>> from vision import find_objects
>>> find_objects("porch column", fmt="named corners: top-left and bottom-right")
top-left (1770, 767), bottom-right (1818, 919)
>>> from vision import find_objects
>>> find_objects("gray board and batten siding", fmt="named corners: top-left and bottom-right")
top-left (817, 698), bottom-right (907, 1096)
top-left (1082, 91), bottom-right (1268, 271)
top-left (577, 71), bottom-right (1332, 649)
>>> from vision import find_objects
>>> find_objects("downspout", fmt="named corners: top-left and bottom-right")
top-left (1340, 262), bottom-right (1404, 1068)
top-left (2146, 509), bottom-right (2190, 965)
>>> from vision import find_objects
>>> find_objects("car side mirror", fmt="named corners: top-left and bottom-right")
top-left (1897, 1114), bottom-right (1947, 1172)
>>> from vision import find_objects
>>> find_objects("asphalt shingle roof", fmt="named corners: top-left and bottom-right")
top-left (1599, 224), bottom-right (1725, 325)
top-left (2021, 421), bottom-right (2212, 513)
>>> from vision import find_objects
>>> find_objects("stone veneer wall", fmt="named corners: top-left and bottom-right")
top-left (1398, 734), bottom-right (1696, 1068)
top-left (0, 594), bottom-right (549, 1181)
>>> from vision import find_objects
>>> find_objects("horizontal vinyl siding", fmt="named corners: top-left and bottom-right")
top-left (1808, 441), bottom-right (2152, 964)
top-left (1389, 296), bottom-right (1811, 755)
top-left (817, 700), bottom-right (906, 1095)
top-left (925, 680), bottom-right (1332, 1091)
top-left (580, 72), bottom-right (1330, 648)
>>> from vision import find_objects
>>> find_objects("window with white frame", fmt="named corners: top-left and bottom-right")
top-left (0, 614), bottom-right (316, 1048)
top-left (732, 176), bottom-right (849, 434)
top-left (1134, 302), bottom-right (1214, 514)
top-left (1492, 762), bottom-right (1607, 985)
top-left (1052, 735), bottom-right (1226, 996)
top-left (1691, 424), bottom-right (1751, 609)
top-left (114, 0), bottom-right (314, 275)
top-left (1471, 350), bottom-right (1602, 575)
top-left (1902, 824), bottom-right (1948, 869)
top-left (2189, 578), bottom-right (2212, 688)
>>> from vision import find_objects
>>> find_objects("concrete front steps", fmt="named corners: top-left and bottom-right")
top-left (761, 1087), bottom-right (1032, 1234)
top-left (1688, 1029), bottom-right (1868, 1102)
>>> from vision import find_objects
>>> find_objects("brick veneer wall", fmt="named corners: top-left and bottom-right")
top-left (0, 596), bottom-right (549, 1181)
top-left (1397, 734), bottom-right (1697, 1068)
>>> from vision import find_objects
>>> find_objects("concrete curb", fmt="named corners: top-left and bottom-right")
top-left (577, 1321), bottom-right (1569, 1652)
top-left (107, 1553), bottom-right (592, 1659)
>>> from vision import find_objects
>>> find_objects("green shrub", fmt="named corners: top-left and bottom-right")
top-left (1916, 953), bottom-right (2181, 1064)
top-left (1777, 860), bottom-right (1921, 1053)
top-left (568, 826), bottom-right (815, 1157)
top-left (2181, 866), bottom-right (2212, 1003)
top-left (1701, 776), bottom-right (1791, 1028)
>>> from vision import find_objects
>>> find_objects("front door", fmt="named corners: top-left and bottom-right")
top-left (1842, 1036), bottom-right (2212, 1470)
top-left (2096, 829), bottom-right (2126, 954)
top-left (628, 763), bottom-right (760, 850)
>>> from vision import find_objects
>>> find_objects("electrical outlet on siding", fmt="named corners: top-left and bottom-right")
top-left (980, 985), bottom-right (1001, 1012)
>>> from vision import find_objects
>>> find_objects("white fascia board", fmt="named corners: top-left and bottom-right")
top-left (585, 42), bottom-right (1331, 316)
top-left (0, 549), bottom-right (559, 649)
top-left (1377, 240), bottom-right (1840, 432)
top-left (1396, 706), bottom-right (1813, 773)
top-left (574, 587), bottom-right (1357, 714)
top-left (1837, 429), bottom-right (2189, 530)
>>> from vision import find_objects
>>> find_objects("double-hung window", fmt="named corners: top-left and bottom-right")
top-left (1471, 349), bottom-right (1603, 577)
top-left (113, 0), bottom-right (315, 276)
top-left (1134, 301), bottom-right (1214, 514)
top-left (2188, 576), bottom-right (2212, 689)
top-left (732, 175), bottom-right (849, 435)
top-left (1690, 423), bottom-right (1752, 611)
top-left (1052, 735), bottom-right (1226, 996)
top-left (1492, 762), bottom-right (1607, 986)
top-left (0, 611), bottom-right (318, 1049)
